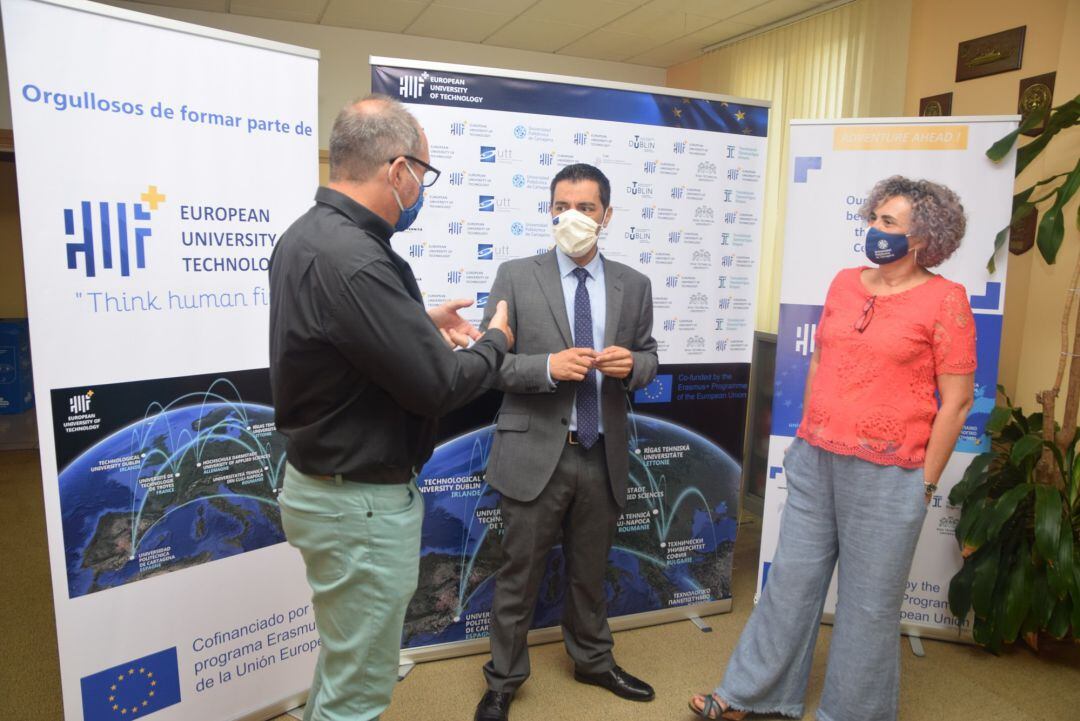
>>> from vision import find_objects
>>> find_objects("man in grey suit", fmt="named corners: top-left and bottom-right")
top-left (474, 164), bottom-right (659, 721)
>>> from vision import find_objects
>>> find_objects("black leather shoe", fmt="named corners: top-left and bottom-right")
top-left (573, 664), bottom-right (655, 701)
top-left (474, 690), bottom-right (513, 721)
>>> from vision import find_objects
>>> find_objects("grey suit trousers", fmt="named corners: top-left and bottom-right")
top-left (483, 438), bottom-right (621, 692)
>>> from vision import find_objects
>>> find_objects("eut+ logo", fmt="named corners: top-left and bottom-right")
top-left (673, 141), bottom-right (687, 154)
top-left (450, 122), bottom-right (465, 136)
top-left (448, 221), bottom-right (464, 235)
top-left (398, 72), bottom-right (428, 99)
top-left (449, 172), bottom-right (464, 186)
top-left (794, 323), bottom-right (817, 357)
top-left (63, 185), bottom-right (163, 277)
top-left (639, 251), bottom-right (653, 264)
top-left (447, 269), bottom-right (464, 284)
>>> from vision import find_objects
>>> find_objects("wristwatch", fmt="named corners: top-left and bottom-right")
top-left (923, 482), bottom-right (938, 495)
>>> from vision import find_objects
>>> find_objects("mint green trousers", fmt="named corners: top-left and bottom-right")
top-left (279, 463), bottom-right (423, 721)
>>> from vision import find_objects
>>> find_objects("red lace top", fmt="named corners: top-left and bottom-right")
top-left (797, 267), bottom-right (976, 468)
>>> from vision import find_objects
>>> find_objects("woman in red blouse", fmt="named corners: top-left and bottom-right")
top-left (689, 176), bottom-right (976, 721)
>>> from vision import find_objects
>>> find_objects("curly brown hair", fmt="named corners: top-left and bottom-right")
top-left (859, 176), bottom-right (966, 267)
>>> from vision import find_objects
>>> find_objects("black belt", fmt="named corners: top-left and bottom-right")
top-left (567, 430), bottom-right (603, 445)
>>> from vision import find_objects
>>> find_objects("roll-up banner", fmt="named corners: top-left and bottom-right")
top-left (3, 0), bottom-right (321, 718)
top-left (759, 117), bottom-right (1018, 641)
top-left (370, 58), bottom-right (770, 660)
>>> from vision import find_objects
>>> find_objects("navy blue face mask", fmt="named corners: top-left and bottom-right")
top-left (392, 164), bottom-right (424, 233)
top-left (864, 226), bottom-right (909, 264)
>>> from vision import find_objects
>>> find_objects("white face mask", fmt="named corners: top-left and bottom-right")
top-left (551, 209), bottom-right (602, 258)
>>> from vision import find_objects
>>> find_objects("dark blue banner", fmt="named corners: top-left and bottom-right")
top-left (372, 65), bottom-right (768, 137)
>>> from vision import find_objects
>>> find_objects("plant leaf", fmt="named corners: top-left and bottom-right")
top-left (1010, 434), bottom-right (1043, 466)
top-left (950, 453), bottom-right (994, 506)
top-left (1000, 540), bottom-right (1033, 643)
top-left (948, 558), bottom-right (976, 621)
top-left (1036, 204), bottom-right (1065, 265)
top-left (1050, 521), bottom-right (1075, 599)
top-left (971, 543), bottom-right (1001, 618)
top-left (1046, 596), bottom-right (1072, 638)
top-left (1034, 485), bottom-right (1063, 563)
top-left (1032, 569), bottom-right (1053, 628)
top-left (987, 108), bottom-right (1046, 162)
top-left (987, 406), bottom-right (1014, 434)
top-left (987, 483), bottom-right (1034, 540)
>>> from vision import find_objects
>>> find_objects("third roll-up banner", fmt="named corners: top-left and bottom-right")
top-left (759, 117), bottom-right (1018, 641)
top-left (371, 58), bottom-right (769, 658)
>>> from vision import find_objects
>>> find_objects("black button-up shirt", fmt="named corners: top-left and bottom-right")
top-left (269, 187), bottom-right (507, 483)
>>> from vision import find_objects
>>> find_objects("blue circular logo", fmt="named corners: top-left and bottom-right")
top-left (511, 222), bottom-right (524, 236)
top-left (512, 174), bottom-right (526, 188)
top-left (513, 125), bottom-right (527, 139)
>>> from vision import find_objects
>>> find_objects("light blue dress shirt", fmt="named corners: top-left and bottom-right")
top-left (548, 247), bottom-right (606, 434)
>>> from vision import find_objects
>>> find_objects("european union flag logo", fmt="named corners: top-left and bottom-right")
top-left (634, 374), bottom-right (672, 404)
top-left (80, 647), bottom-right (181, 720)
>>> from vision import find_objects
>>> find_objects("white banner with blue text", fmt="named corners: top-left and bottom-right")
top-left (371, 58), bottom-right (770, 659)
top-left (758, 117), bottom-right (1017, 641)
top-left (3, 0), bottom-right (319, 718)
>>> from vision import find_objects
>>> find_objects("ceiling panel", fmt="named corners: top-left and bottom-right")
top-left (430, 0), bottom-right (537, 13)
top-left (405, 5), bottom-right (518, 43)
top-left (623, 36), bottom-right (702, 67)
top-left (321, 0), bottom-right (427, 33)
top-left (485, 16), bottom-right (585, 53)
top-left (556, 28), bottom-right (650, 61)
top-left (729, 0), bottom-right (822, 27)
top-left (645, 0), bottom-right (768, 21)
top-left (230, 0), bottom-right (324, 24)
top-left (605, 1), bottom-right (717, 41)
top-left (131, 0), bottom-right (230, 12)
top-left (115, 0), bottom-right (842, 68)
top-left (519, 0), bottom-right (637, 28)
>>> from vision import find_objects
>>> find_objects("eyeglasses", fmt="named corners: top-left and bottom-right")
top-left (389, 155), bottom-right (441, 188)
top-left (854, 295), bottom-right (876, 333)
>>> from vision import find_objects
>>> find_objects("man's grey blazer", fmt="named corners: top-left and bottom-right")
top-left (479, 250), bottom-right (658, 507)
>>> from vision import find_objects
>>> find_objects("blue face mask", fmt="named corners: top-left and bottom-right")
top-left (864, 226), bottom-right (909, 264)
top-left (392, 164), bottom-right (424, 233)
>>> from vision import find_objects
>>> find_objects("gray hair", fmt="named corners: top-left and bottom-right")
top-left (328, 94), bottom-right (422, 183)
top-left (859, 176), bottom-right (966, 267)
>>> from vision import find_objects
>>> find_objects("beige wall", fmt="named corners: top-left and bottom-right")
top-left (904, 0), bottom-right (1080, 410)
top-left (0, 159), bottom-right (25, 317)
top-left (0, 2), bottom-right (667, 147)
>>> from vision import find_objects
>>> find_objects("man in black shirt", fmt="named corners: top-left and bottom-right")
top-left (269, 95), bottom-right (513, 721)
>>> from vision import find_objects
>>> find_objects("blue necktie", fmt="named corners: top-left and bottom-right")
top-left (572, 267), bottom-right (599, 449)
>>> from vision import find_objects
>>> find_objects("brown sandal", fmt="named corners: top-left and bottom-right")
top-left (687, 693), bottom-right (747, 720)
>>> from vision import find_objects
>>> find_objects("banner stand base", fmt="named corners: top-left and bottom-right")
top-left (907, 635), bottom-right (926, 657)
top-left (398, 658), bottom-right (417, 680)
top-left (688, 614), bottom-right (713, 633)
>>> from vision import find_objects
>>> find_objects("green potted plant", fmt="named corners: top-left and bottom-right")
top-left (948, 95), bottom-right (1080, 652)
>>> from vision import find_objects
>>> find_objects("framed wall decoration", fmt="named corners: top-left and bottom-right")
top-left (1018, 72), bottom-right (1056, 136)
top-left (919, 92), bottom-right (953, 116)
top-left (956, 26), bottom-right (1026, 82)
